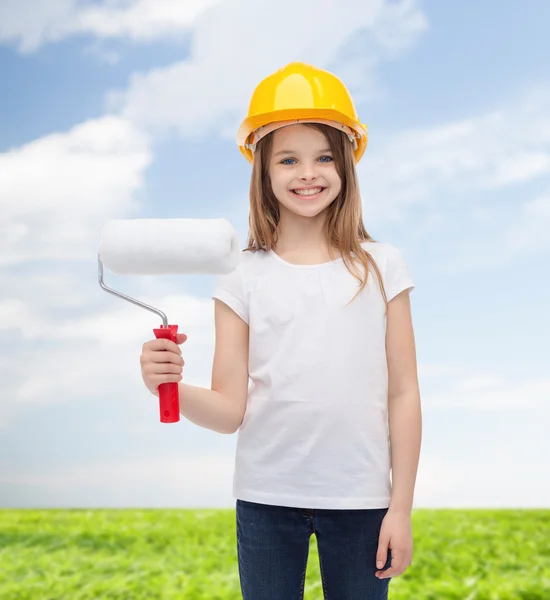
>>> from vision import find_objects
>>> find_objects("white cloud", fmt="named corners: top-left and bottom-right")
top-left (0, 289), bottom-right (217, 429)
top-left (413, 367), bottom-right (550, 507)
top-left (509, 194), bottom-right (550, 253)
top-left (0, 0), bottom-right (73, 53)
top-left (414, 456), bottom-right (549, 509)
top-left (358, 87), bottom-right (550, 223)
top-left (421, 367), bottom-right (550, 411)
top-left (2, 290), bottom-right (214, 343)
top-left (487, 152), bottom-right (550, 188)
top-left (370, 0), bottom-right (430, 54)
top-left (0, 0), bottom-right (221, 53)
top-left (417, 363), bottom-right (465, 379)
top-left (0, 453), bottom-right (237, 508)
top-left (0, 115), bottom-right (151, 267)
top-left (106, 0), bottom-right (427, 137)
top-left (442, 192), bottom-right (550, 270)
top-left (74, 0), bottom-right (221, 41)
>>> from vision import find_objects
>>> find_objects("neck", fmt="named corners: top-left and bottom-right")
top-left (275, 208), bottom-right (329, 253)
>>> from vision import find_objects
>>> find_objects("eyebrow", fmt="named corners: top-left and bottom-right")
top-left (273, 148), bottom-right (333, 157)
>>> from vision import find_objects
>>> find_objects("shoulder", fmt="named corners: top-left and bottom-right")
top-left (359, 240), bottom-right (414, 300)
top-left (225, 247), bottom-right (263, 269)
top-left (238, 247), bottom-right (269, 273)
top-left (359, 240), bottom-right (406, 265)
top-left (219, 247), bottom-right (266, 282)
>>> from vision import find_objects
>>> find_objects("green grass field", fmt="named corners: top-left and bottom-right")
top-left (1, 508), bottom-right (548, 599)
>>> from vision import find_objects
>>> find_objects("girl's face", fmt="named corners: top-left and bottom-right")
top-left (268, 124), bottom-right (342, 220)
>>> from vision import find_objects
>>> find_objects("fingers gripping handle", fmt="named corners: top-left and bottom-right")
top-left (153, 324), bottom-right (181, 423)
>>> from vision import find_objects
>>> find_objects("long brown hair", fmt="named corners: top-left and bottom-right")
top-left (243, 123), bottom-right (387, 307)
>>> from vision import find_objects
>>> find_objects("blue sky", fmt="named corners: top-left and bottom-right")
top-left (0, 0), bottom-right (549, 509)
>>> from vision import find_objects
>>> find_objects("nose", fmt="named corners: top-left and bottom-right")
top-left (298, 162), bottom-right (318, 181)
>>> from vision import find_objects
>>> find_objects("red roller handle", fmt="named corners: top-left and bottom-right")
top-left (153, 324), bottom-right (180, 423)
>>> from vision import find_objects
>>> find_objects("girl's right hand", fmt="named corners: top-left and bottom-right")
top-left (140, 333), bottom-right (188, 397)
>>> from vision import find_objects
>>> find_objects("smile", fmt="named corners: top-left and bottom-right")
top-left (291, 187), bottom-right (326, 199)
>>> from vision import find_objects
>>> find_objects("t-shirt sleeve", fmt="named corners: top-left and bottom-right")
top-left (211, 255), bottom-right (249, 324)
top-left (382, 244), bottom-right (415, 302)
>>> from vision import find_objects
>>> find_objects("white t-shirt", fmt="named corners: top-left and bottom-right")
top-left (212, 240), bottom-right (415, 509)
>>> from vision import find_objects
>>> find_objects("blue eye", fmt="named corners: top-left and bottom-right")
top-left (280, 156), bottom-right (332, 165)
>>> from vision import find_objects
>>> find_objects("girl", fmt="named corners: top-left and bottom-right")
top-left (140, 62), bottom-right (422, 599)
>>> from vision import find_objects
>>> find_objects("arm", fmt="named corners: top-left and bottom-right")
top-left (385, 289), bottom-right (422, 515)
top-left (179, 299), bottom-right (249, 435)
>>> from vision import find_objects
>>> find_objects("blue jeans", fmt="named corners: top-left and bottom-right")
top-left (236, 499), bottom-right (393, 599)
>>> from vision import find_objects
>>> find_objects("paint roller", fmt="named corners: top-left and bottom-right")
top-left (97, 218), bottom-right (241, 423)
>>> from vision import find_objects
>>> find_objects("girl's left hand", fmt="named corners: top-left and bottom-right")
top-left (375, 509), bottom-right (413, 579)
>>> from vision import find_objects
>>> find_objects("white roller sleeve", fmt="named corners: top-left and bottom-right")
top-left (98, 218), bottom-right (241, 275)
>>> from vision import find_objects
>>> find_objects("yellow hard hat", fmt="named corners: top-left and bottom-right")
top-left (237, 62), bottom-right (368, 164)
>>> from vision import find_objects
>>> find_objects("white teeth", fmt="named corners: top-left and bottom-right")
top-left (293, 187), bottom-right (323, 196)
